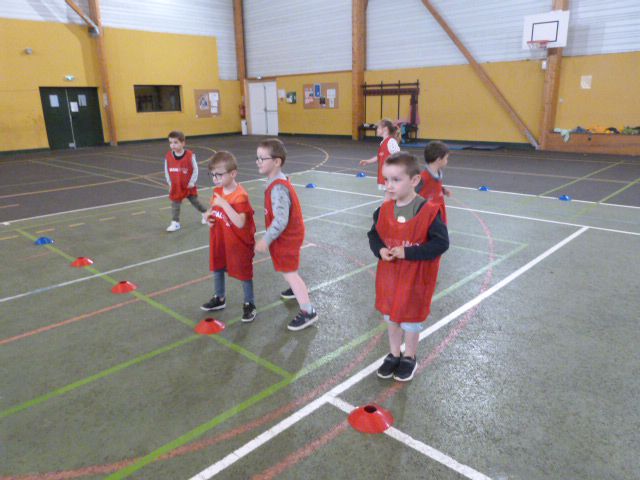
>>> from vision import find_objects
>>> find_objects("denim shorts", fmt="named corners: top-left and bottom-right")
top-left (383, 315), bottom-right (424, 333)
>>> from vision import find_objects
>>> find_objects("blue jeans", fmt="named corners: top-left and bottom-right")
top-left (214, 269), bottom-right (254, 304)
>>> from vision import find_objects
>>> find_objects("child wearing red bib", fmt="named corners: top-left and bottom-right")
top-left (359, 119), bottom-right (401, 189)
top-left (254, 139), bottom-right (318, 331)
top-left (417, 141), bottom-right (451, 223)
top-left (201, 151), bottom-right (257, 322)
top-left (368, 152), bottom-right (449, 381)
top-left (164, 130), bottom-right (207, 232)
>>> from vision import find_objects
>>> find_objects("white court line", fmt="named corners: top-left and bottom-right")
top-left (291, 176), bottom-right (640, 237)
top-left (189, 227), bottom-right (588, 479)
top-left (311, 169), bottom-right (640, 210)
top-left (0, 196), bottom-right (381, 304)
top-left (328, 397), bottom-right (492, 480)
top-left (3, 171), bottom-right (311, 224)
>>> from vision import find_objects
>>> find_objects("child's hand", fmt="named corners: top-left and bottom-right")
top-left (255, 238), bottom-right (268, 253)
top-left (359, 159), bottom-right (368, 166)
top-left (380, 248), bottom-right (394, 261)
top-left (389, 246), bottom-right (405, 259)
top-left (443, 188), bottom-right (451, 197)
top-left (188, 183), bottom-right (195, 189)
top-left (211, 193), bottom-right (228, 208)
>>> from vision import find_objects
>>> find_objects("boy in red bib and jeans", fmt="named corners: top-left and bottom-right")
top-left (201, 151), bottom-right (257, 323)
top-left (417, 140), bottom-right (450, 223)
top-left (164, 130), bottom-right (207, 232)
top-left (254, 138), bottom-right (318, 331)
top-left (368, 152), bottom-right (449, 381)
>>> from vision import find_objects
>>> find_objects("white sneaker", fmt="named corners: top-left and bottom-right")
top-left (201, 212), bottom-right (208, 225)
top-left (166, 221), bottom-right (181, 232)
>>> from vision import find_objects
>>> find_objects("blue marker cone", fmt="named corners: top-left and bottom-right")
top-left (478, 186), bottom-right (490, 192)
top-left (356, 172), bottom-right (367, 178)
top-left (305, 183), bottom-right (317, 189)
top-left (34, 236), bottom-right (54, 245)
top-left (559, 195), bottom-right (572, 201)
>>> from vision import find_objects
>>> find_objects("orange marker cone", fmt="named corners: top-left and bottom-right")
top-left (111, 281), bottom-right (137, 294)
top-left (71, 257), bottom-right (94, 267)
top-left (348, 404), bottom-right (394, 434)
top-left (195, 318), bottom-right (226, 335)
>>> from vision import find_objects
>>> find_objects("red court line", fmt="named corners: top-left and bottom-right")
top-left (0, 331), bottom-right (384, 480)
top-left (251, 200), bottom-right (497, 478)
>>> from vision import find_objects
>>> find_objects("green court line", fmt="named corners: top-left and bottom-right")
top-left (598, 174), bottom-right (640, 203)
top-left (105, 242), bottom-right (529, 479)
top-left (2, 238), bottom-right (379, 420)
top-left (15, 228), bottom-right (292, 380)
top-left (538, 161), bottom-right (625, 197)
top-left (0, 335), bottom-right (202, 420)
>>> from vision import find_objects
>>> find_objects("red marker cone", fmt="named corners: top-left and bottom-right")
top-left (71, 257), bottom-right (94, 267)
top-left (111, 281), bottom-right (137, 294)
top-left (195, 318), bottom-right (226, 335)
top-left (348, 404), bottom-right (394, 434)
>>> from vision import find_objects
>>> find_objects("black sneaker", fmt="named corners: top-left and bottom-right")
top-left (393, 356), bottom-right (417, 382)
top-left (287, 309), bottom-right (318, 331)
top-left (200, 296), bottom-right (226, 311)
top-left (241, 302), bottom-right (257, 323)
top-left (377, 353), bottom-right (402, 379)
top-left (280, 288), bottom-right (296, 300)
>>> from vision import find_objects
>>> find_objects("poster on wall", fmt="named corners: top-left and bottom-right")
top-left (194, 89), bottom-right (220, 118)
top-left (303, 83), bottom-right (339, 109)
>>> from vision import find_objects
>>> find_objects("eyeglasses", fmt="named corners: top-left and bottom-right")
top-left (256, 156), bottom-right (274, 164)
top-left (208, 171), bottom-right (228, 180)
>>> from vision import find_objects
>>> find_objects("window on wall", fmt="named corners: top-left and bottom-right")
top-left (134, 85), bottom-right (181, 112)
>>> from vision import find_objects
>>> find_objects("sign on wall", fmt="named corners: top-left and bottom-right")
top-left (303, 83), bottom-right (339, 109)
top-left (194, 89), bottom-right (220, 118)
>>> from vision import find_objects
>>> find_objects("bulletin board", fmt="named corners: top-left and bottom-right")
top-left (303, 83), bottom-right (339, 109)
top-left (194, 89), bottom-right (220, 118)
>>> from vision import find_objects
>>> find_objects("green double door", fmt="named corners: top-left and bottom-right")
top-left (39, 87), bottom-right (104, 149)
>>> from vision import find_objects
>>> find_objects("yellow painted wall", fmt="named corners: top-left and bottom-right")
top-left (556, 51), bottom-right (640, 130)
top-left (365, 61), bottom-right (545, 144)
top-left (0, 18), bottom-right (241, 152)
top-left (273, 71), bottom-right (352, 136)
top-left (104, 28), bottom-right (241, 142)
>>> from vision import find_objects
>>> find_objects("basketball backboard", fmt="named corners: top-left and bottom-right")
top-left (522, 10), bottom-right (570, 49)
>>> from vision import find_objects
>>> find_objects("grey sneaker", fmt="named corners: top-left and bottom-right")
top-left (241, 302), bottom-right (257, 323)
top-left (287, 309), bottom-right (318, 331)
top-left (200, 296), bottom-right (226, 311)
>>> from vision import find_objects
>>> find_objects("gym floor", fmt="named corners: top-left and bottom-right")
top-left (1, 136), bottom-right (639, 480)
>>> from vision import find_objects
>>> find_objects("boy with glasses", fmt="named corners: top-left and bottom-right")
top-left (201, 151), bottom-right (257, 322)
top-left (255, 139), bottom-right (318, 331)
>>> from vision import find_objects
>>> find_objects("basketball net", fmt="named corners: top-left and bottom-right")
top-left (527, 40), bottom-right (550, 60)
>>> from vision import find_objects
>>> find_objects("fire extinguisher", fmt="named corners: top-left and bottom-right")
top-left (239, 103), bottom-right (246, 119)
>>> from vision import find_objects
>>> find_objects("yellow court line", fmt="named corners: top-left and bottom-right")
top-left (99, 216), bottom-right (116, 222)
top-left (68, 223), bottom-right (85, 228)
top-left (131, 211), bottom-right (146, 216)
top-left (0, 235), bottom-right (19, 241)
top-left (0, 203), bottom-right (20, 209)
top-left (158, 206), bottom-right (172, 210)
top-left (35, 228), bottom-right (55, 233)
top-left (599, 174), bottom-right (640, 203)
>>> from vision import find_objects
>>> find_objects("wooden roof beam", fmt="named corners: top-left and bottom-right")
top-left (65, 0), bottom-right (99, 34)
top-left (420, 0), bottom-right (539, 149)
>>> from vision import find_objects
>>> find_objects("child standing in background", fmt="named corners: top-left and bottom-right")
top-left (164, 130), bottom-right (207, 232)
top-left (359, 119), bottom-right (401, 190)
top-left (418, 141), bottom-right (450, 223)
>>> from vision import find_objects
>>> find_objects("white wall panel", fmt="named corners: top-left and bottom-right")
top-left (564, 0), bottom-right (640, 56)
top-left (0, 0), bottom-right (90, 25)
top-left (367, 0), bottom-right (640, 71)
top-left (0, 0), bottom-right (238, 80)
top-left (244, 0), bottom-right (351, 78)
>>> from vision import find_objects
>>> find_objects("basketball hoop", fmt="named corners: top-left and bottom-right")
top-left (527, 40), bottom-right (550, 60)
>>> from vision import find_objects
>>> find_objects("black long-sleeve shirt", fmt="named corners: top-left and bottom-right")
top-left (367, 205), bottom-right (449, 260)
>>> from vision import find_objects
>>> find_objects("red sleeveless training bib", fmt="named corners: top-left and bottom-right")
top-left (165, 150), bottom-right (197, 201)
top-left (265, 178), bottom-right (305, 272)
